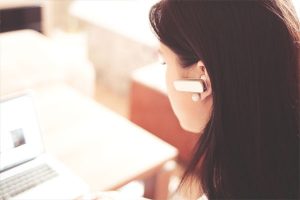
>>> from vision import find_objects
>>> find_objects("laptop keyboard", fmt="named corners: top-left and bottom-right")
top-left (0, 164), bottom-right (58, 200)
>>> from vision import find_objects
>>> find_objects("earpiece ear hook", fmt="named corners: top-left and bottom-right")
top-left (173, 78), bottom-right (207, 93)
top-left (173, 78), bottom-right (207, 102)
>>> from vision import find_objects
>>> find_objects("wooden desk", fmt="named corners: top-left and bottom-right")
top-left (34, 84), bottom-right (178, 199)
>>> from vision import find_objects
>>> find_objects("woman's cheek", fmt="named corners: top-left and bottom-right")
top-left (165, 62), bottom-right (190, 123)
top-left (165, 66), bottom-right (179, 115)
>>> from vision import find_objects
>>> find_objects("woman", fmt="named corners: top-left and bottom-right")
top-left (150, 0), bottom-right (299, 199)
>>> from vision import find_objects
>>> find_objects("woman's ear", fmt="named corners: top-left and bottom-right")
top-left (195, 61), bottom-right (212, 101)
top-left (180, 60), bottom-right (212, 101)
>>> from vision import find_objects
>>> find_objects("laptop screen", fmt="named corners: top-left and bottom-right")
top-left (0, 93), bottom-right (44, 171)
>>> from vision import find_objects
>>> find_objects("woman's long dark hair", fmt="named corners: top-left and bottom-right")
top-left (150, 0), bottom-right (299, 199)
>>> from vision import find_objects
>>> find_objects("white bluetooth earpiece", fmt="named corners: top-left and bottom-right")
top-left (173, 77), bottom-right (207, 102)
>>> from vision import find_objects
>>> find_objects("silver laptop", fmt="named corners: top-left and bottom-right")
top-left (0, 92), bottom-right (89, 200)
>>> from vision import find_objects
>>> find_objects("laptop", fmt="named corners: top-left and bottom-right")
top-left (0, 92), bottom-right (89, 200)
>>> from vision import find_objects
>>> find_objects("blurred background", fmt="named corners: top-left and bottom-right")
top-left (0, 0), bottom-right (299, 199)
top-left (0, 0), bottom-right (160, 115)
